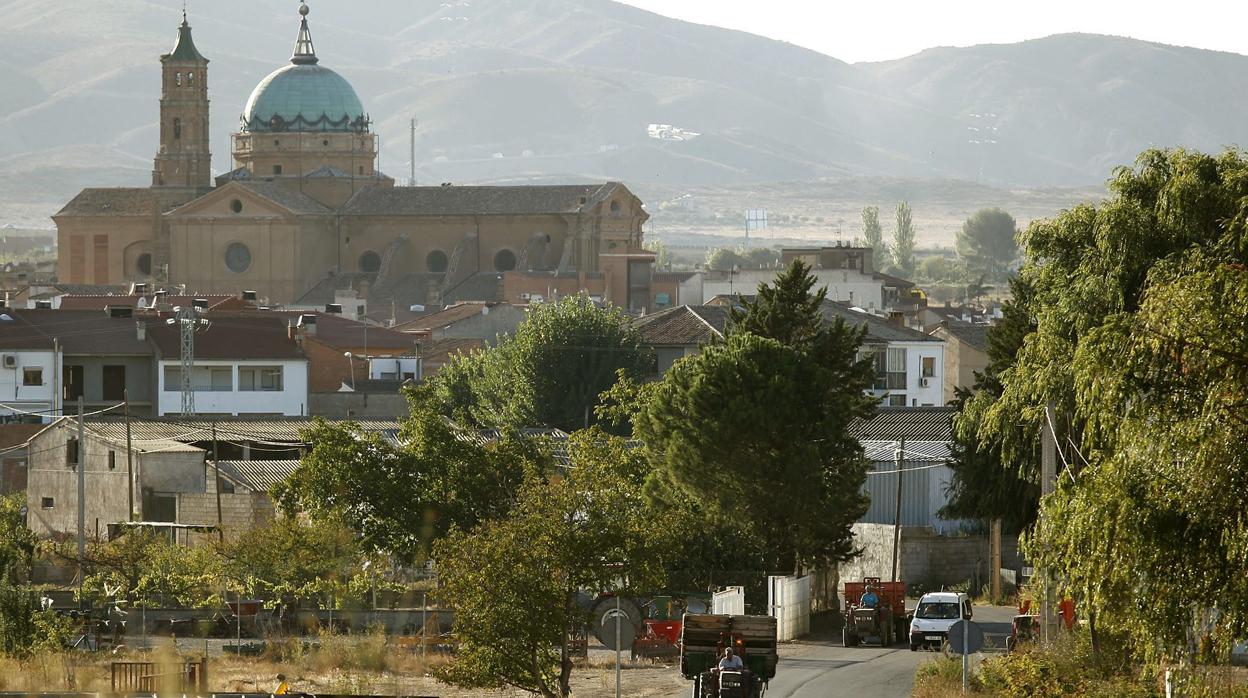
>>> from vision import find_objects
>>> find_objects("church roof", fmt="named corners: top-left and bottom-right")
top-left (235, 181), bottom-right (333, 215)
top-left (340, 183), bottom-right (618, 217)
top-left (164, 16), bottom-right (207, 63)
top-left (54, 188), bottom-right (165, 217)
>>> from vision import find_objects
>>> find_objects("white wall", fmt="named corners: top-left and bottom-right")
top-left (156, 359), bottom-right (309, 416)
top-left (0, 349), bottom-right (59, 420)
top-left (865, 340), bottom-right (945, 407)
top-left (700, 269), bottom-right (884, 309)
top-left (368, 356), bottom-right (420, 381)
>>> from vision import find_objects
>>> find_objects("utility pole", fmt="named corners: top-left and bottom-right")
top-left (1041, 402), bottom-right (1058, 642)
top-left (410, 117), bottom-right (418, 186)
top-left (890, 439), bottom-right (906, 583)
top-left (176, 305), bottom-right (197, 416)
top-left (212, 421), bottom-right (224, 544)
top-left (125, 390), bottom-right (134, 520)
top-left (76, 396), bottom-right (85, 609)
top-left (990, 518), bottom-right (1002, 601)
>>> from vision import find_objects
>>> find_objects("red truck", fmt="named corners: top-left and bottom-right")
top-left (842, 577), bottom-right (910, 647)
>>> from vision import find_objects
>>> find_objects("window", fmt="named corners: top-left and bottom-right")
top-left (921, 356), bottom-right (936, 378)
top-left (175, 71), bottom-right (182, 86)
top-left (108, 451), bottom-right (116, 470)
top-left (66, 438), bottom-right (78, 467)
top-left (187, 71), bottom-right (194, 86)
top-left (103, 365), bottom-right (126, 401)
top-left (358, 166), bottom-right (365, 175)
top-left (225, 242), bottom-right (252, 273)
top-left (239, 366), bottom-right (283, 391)
top-left (64, 365), bottom-right (84, 400)
top-left (137, 253), bottom-right (152, 276)
top-left (41, 497), bottom-right (53, 509)
top-left (886, 347), bottom-right (907, 390)
top-left (426, 250), bottom-right (449, 273)
top-left (173, 117), bottom-right (182, 140)
top-left (164, 366), bottom-right (233, 391)
top-left (22, 367), bottom-right (42, 386)
top-left (230, 199), bottom-right (243, 214)
top-left (887, 394), bottom-right (907, 406)
top-left (610, 200), bottom-right (622, 216)
top-left (493, 249), bottom-right (516, 272)
top-left (359, 251), bottom-right (382, 273)
top-left (273, 164), bottom-right (283, 175)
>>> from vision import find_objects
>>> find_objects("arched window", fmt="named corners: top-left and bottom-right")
top-left (136, 253), bottom-right (152, 277)
top-left (175, 72), bottom-right (182, 87)
top-left (173, 118), bottom-right (182, 140)
top-left (610, 200), bottom-right (622, 216)
top-left (493, 249), bottom-right (517, 272)
top-left (426, 250), bottom-right (449, 273)
top-left (359, 251), bottom-right (382, 273)
top-left (187, 72), bottom-right (195, 86)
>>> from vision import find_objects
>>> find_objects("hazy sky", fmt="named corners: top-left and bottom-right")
top-left (618, 0), bottom-right (1248, 63)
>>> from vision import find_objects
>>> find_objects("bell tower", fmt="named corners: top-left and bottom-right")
top-left (153, 11), bottom-right (211, 189)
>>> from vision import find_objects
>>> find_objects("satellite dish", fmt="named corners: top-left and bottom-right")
top-left (591, 596), bottom-right (641, 651)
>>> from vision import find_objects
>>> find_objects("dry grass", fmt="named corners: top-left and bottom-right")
top-left (0, 639), bottom-right (686, 697)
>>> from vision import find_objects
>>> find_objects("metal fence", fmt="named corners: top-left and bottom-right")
top-left (712, 586), bottom-right (745, 615)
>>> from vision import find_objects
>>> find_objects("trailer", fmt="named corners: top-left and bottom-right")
top-left (843, 577), bottom-right (908, 647)
top-left (680, 613), bottom-right (777, 698)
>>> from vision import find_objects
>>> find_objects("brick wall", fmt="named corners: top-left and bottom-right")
top-left (176, 491), bottom-right (275, 544)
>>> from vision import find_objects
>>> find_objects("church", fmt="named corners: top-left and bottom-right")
top-left (54, 4), bottom-right (659, 311)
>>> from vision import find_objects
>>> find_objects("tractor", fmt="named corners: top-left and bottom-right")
top-left (842, 576), bottom-right (908, 647)
top-left (680, 613), bottom-right (777, 698)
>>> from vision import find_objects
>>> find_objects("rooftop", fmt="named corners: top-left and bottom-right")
top-left (0, 310), bottom-right (155, 354)
top-left (633, 305), bottom-right (728, 346)
top-left (146, 314), bottom-right (304, 360)
top-left (933, 321), bottom-right (990, 352)
top-left (706, 296), bottom-right (939, 343)
top-left (218, 460), bottom-right (299, 492)
top-left (850, 406), bottom-right (955, 442)
top-left (393, 302), bottom-right (520, 333)
top-left (340, 183), bottom-right (619, 217)
top-left (54, 189), bottom-right (167, 218)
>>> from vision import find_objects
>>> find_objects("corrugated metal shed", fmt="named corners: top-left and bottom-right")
top-left (79, 417), bottom-right (402, 444)
top-left (217, 460), bottom-right (300, 492)
top-left (859, 439), bottom-right (968, 534)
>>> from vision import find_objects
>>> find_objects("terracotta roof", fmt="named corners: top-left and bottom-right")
top-left (419, 337), bottom-right (485, 371)
top-left (260, 311), bottom-right (418, 352)
top-left (57, 295), bottom-right (248, 312)
top-left (850, 407), bottom-right (955, 442)
top-left (147, 314), bottom-right (304, 360)
top-left (872, 271), bottom-right (917, 289)
top-left (54, 188), bottom-right (166, 217)
top-left (0, 310), bottom-right (154, 354)
top-left (634, 305), bottom-right (728, 346)
top-left (341, 183), bottom-right (617, 216)
top-left (393, 302), bottom-right (514, 332)
top-left (706, 296), bottom-right (938, 343)
top-left (934, 321), bottom-right (990, 352)
top-left (0, 424), bottom-right (44, 450)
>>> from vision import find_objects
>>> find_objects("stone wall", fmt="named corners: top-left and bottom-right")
top-left (839, 523), bottom-right (1022, 593)
top-left (176, 491), bottom-right (275, 544)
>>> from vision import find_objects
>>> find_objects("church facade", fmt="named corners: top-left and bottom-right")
top-left (54, 5), bottom-right (655, 310)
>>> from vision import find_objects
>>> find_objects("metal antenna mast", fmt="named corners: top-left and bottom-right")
top-left (177, 305), bottom-right (196, 416)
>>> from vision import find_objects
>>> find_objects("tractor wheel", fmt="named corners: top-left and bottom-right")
top-left (843, 626), bottom-right (859, 647)
top-left (895, 617), bottom-right (909, 645)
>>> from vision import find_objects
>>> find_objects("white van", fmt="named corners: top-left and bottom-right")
top-left (908, 591), bottom-right (972, 651)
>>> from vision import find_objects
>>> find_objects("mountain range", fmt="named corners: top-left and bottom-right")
top-left (1, 0), bottom-right (1246, 226)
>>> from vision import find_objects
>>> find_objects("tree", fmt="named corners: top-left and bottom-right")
top-left (419, 296), bottom-right (652, 432)
top-left (706, 247), bottom-right (746, 272)
top-left (861, 206), bottom-right (886, 268)
top-left (277, 412), bottom-right (537, 562)
top-left (891, 201), bottom-right (916, 277)
top-left (956, 208), bottom-right (1018, 280)
top-left (919, 255), bottom-right (965, 285)
top-left (639, 261), bottom-right (876, 572)
top-left (0, 494), bottom-right (35, 583)
top-left (959, 148), bottom-right (1248, 662)
top-left (434, 432), bottom-right (670, 697)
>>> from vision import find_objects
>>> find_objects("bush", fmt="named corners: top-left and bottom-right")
top-left (0, 581), bottom-right (72, 657)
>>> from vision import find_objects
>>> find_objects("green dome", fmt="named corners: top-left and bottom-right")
top-left (242, 63), bottom-right (367, 133)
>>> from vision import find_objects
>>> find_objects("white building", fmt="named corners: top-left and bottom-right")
top-left (0, 346), bottom-right (60, 420)
top-left (701, 268), bottom-right (887, 311)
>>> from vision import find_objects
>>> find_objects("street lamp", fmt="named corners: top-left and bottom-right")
top-left (343, 352), bottom-right (356, 391)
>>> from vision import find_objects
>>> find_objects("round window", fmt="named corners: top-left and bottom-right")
top-left (136, 253), bottom-right (152, 276)
top-left (359, 251), bottom-right (382, 273)
top-left (426, 250), bottom-right (449, 273)
top-left (230, 199), bottom-right (243, 214)
top-left (493, 249), bottom-right (516, 272)
top-left (225, 242), bottom-right (252, 273)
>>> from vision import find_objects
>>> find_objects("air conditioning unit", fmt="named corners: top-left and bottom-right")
top-left (919, 377), bottom-right (930, 387)
top-left (2, 355), bottom-right (15, 369)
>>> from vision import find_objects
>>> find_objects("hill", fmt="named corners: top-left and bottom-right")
top-left (0, 0), bottom-right (1240, 225)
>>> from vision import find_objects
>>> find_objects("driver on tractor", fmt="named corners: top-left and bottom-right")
top-left (718, 646), bottom-right (744, 671)
top-left (860, 585), bottom-right (880, 609)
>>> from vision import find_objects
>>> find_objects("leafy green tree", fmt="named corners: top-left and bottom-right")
top-left (0, 494), bottom-right (34, 583)
top-left (639, 261), bottom-right (875, 572)
top-left (959, 148), bottom-right (1248, 661)
top-left (892, 201), bottom-right (916, 277)
top-left (435, 432), bottom-right (670, 697)
top-left (956, 208), bottom-right (1019, 280)
top-left (277, 413), bottom-right (537, 562)
top-left (919, 255), bottom-right (965, 285)
top-left (706, 247), bottom-right (746, 272)
top-left (420, 296), bottom-right (651, 432)
top-left (644, 238), bottom-right (672, 270)
top-left (861, 206), bottom-right (886, 268)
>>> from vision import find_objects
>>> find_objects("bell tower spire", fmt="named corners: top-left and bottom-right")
top-left (291, 2), bottom-right (318, 65)
top-left (153, 10), bottom-right (211, 189)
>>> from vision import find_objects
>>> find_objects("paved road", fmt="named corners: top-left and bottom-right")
top-left (762, 605), bottom-right (1018, 698)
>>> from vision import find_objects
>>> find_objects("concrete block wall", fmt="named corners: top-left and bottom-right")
top-left (176, 492), bottom-right (275, 544)
top-left (839, 523), bottom-right (1022, 593)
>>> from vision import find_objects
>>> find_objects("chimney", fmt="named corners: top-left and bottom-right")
top-left (242, 290), bottom-right (258, 302)
top-left (136, 321), bottom-right (147, 341)
top-left (297, 313), bottom-right (318, 336)
top-left (325, 303), bottom-right (343, 314)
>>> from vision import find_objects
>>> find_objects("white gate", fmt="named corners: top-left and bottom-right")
top-left (712, 586), bottom-right (745, 615)
top-left (768, 575), bottom-right (812, 641)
